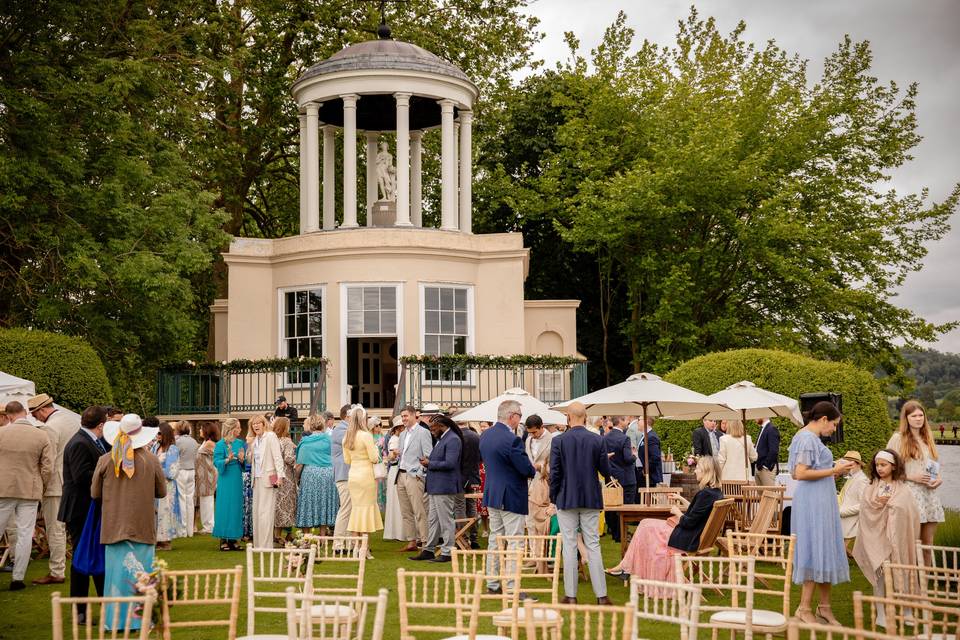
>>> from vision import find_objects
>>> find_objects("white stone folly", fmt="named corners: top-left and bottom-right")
top-left (292, 34), bottom-right (478, 232)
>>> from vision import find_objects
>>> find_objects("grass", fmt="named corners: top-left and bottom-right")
top-left (2, 514), bottom-right (956, 640)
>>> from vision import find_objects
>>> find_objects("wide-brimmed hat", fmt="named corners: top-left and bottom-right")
top-left (419, 403), bottom-right (442, 416)
top-left (27, 393), bottom-right (54, 411)
top-left (842, 450), bottom-right (863, 465)
top-left (392, 415), bottom-right (404, 427)
top-left (103, 414), bottom-right (158, 450)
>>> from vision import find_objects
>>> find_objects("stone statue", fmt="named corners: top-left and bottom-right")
top-left (376, 141), bottom-right (396, 201)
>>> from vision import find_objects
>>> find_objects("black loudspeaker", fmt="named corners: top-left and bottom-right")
top-left (800, 392), bottom-right (844, 444)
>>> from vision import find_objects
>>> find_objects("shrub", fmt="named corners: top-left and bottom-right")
top-left (662, 348), bottom-right (892, 462)
top-left (0, 327), bottom-right (113, 411)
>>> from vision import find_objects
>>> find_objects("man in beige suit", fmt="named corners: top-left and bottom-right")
top-left (0, 401), bottom-right (54, 590)
top-left (28, 393), bottom-right (79, 584)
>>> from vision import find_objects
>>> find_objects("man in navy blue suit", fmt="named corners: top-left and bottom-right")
top-left (550, 402), bottom-right (613, 605)
top-left (411, 415), bottom-right (462, 562)
top-left (754, 418), bottom-right (780, 486)
top-left (603, 416), bottom-right (636, 542)
top-left (636, 418), bottom-right (663, 488)
top-left (479, 399), bottom-right (536, 595)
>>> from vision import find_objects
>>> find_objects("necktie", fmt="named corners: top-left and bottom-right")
top-left (95, 437), bottom-right (106, 454)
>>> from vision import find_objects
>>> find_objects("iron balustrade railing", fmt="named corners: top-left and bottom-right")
top-left (157, 364), bottom-right (326, 416)
top-left (396, 360), bottom-right (588, 411)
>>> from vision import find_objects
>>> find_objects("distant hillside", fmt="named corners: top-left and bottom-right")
top-left (902, 348), bottom-right (960, 395)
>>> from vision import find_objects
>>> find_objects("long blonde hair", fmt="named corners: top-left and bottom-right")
top-left (697, 455), bottom-right (722, 489)
top-left (343, 405), bottom-right (368, 450)
top-left (897, 400), bottom-right (938, 461)
top-left (726, 420), bottom-right (745, 438)
top-left (222, 417), bottom-right (241, 441)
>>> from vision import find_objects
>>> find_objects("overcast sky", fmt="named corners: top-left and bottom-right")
top-left (521, 0), bottom-right (960, 353)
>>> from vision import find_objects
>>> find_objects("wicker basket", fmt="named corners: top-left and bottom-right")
top-left (602, 479), bottom-right (623, 507)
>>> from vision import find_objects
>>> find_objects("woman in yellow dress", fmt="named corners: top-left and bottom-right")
top-left (343, 405), bottom-right (384, 545)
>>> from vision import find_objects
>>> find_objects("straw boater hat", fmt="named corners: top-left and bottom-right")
top-left (27, 393), bottom-right (54, 411)
top-left (841, 451), bottom-right (863, 466)
top-left (103, 414), bottom-right (158, 451)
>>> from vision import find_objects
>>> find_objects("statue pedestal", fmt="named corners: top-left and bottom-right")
top-left (371, 200), bottom-right (397, 227)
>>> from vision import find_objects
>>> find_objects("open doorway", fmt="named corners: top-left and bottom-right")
top-left (347, 337), bottom-right (398, 409)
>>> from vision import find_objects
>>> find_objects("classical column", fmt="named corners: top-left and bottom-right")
top-left (322, 125), bottom-right (335, 230)
top-left (341, 94), bottom-right (359, 228)
top-left (453, 121), bottom-right (460, 213)
top-left (365, 132), bottom-right (378, 226)
top-left (458, 110), bottom-right (473, 234)
top-left (394, 92), bottom-right (412, 226)
top-left (439, 99), bottom-right (457, 230)
top-left (304, 103), bottom-right (320, 233)
top-left (298, 112), bottom-right (307, 233)
top-left (410, 131), bottom-right (423, 227)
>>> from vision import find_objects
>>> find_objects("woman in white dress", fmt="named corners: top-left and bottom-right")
top-left (152, 422), bottom-right (185, 549)
top-left (382, 419), bottom-right (406, 540)
top-left (717, 420), bottom-right (758, 482)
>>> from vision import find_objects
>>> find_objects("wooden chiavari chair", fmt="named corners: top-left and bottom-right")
top-left (674, 555), bottom-right (756, 640)
top-left (786, 620), bottom-right (904, 640)
top-left (723, 533), bottom-right (795, 638)
top-left (396, 569), bottom-right (485, 640)
top-left (450, 547), bottom-right (523, 638)
top-left (242, 545), bottom-right (316, 640)
top-left (629, 577), bottom-right (701, 640)
top-left (520, 601), bottom-right (635, 640)
top-left (916, 541), bottom-right (960, 570)
top-left (160, 565), bottom-right (243, 640)
top-left (882, 560), bottom-right (960, 609)
top-left (284, 587), bottom-right (389, 640)
top-left (496, 534), bottom-right (562, 602)
top-left (853, 590), bottom-right (960, 640)
top-left (51, 591), bottom-right (156, 640)
top-left (300, 535), bottom-right (368, 625)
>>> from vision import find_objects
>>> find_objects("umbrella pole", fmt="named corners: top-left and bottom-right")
top-left (643, 405), bottom-right (650, 489)
top-left (743, 409), bottom-right (750, 481)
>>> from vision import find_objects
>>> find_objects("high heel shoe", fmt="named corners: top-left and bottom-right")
top-left (815, 606), bottom-right (840, 625)
top-left (794, 606), bottom-right (818, 624)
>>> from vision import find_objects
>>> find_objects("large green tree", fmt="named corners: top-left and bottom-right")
top-left (476, 10), bottom-right (959, 385)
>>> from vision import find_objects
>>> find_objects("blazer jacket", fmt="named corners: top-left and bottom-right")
top-left (839, 470), bottom-right (869, 538)
top-left (549, 425), bottom-right (611, 511)
top-left (637, 429), bottom-right (663, 486)
top-left (40, 409), bottom-right (81, 496)
top-left (459, 427), bottom-right (481, 487)
top-left (480, 422), bottom-right (536, 514)
top-left (0, 419), bottom-right (54, 501)
top-left (717, 434), bottom-right (758, 482)
top-left (425, 429), bottom-right (462, 495)
top-left (755, 421), bottom-right (781, 473)
top-left (604, 428), bottom-right (636, 487)
top-left (330, 421), bottom-right (351, 482)
top-left (692, 426), bottom-right (716, 457)
top-left (668, 486), bottom-right (724, 552)
top-left (58, 429), bottom-right (108, 526)
top-left (252, 431), bottom-right (285, 486)
top-left (398, 424), bottom-right (434, 479)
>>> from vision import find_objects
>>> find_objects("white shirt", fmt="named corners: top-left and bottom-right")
top-left (253, 436), bottom-right (264, 478)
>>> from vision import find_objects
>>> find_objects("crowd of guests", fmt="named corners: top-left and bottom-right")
top-left (0, 389), bottom-right (947, 621)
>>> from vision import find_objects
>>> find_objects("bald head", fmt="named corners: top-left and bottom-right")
top-left (566, 401), bottom-right (587, 426)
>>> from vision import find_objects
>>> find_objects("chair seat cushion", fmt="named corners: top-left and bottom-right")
top-left (306, 603), bottom-right (358, 620)
top-left (492, 607), bottom-right (560, 625)
top-left (710, 609), bottom-right (787, 629)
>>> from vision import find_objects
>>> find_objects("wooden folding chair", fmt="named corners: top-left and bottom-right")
top-left (520, 601), bottom-right (636, 640)
top-left (284, 587), bottom-right (389, 640)
top-left (450, 547), bottom-right (523, 638)
top-left (51, 591), bottom-right (156, 640)
top-left (637, 487), bottom-right (689, 507)
top-left (243, 545), bottom-right (316, 640)
top-left (496, 534), bottom-right (563, 602)
top-left (687, 498), bottom-right (735, 557)
top-left (674, 555), bottom-right (756, 640)
top-left (738, 486), bottom-right (784, 534)
top-left (0, 531), bottom-right (10, 568)
top-left (786, 620), bottom-right (904, 640)
top-left (883, 560), bottom-right (960, 608)
top-left (853, 590), bottom-right (960, 640)
top-left (396, 569), bottom-right (485, 640)
top-left (916, 541), bottom-right (960, 569)
top-left (717, 491), bottom-right (779, 554)
top-left (159, 565), bottom-right (243, 640)
top-left (723, 532), bottom-right (795, 638)
top-left (629, 577), bottom-right (701, 640)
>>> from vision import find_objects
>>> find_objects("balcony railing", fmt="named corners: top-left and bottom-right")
top-left (395, 357), bottom-right (588, 412)
top-left (157, 361), bottom-right (326, 416)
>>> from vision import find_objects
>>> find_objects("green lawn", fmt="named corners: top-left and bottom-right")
top-left (3, 512), bottom-right (957, 640)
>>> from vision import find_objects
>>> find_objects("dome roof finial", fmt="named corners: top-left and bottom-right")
top-left (377, 0), bottom-right (392, 40)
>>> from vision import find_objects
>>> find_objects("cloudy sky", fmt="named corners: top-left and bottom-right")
top-left (521, 0), bottom-right (960, 353)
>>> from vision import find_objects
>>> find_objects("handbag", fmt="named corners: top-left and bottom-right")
top-left (602, 479), bottom-right (624, 508)
top-left (373, 461), bottom-right (388, 480)
top-left (71, 501), bottom-right (105, 576)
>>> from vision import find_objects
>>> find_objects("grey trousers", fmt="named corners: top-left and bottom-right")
top-left (426, 493), bottom-right (457, 556)
top-left (557, 508), bottom-right (606, 599)
top-left (486, 507), bottom-right (525, 590)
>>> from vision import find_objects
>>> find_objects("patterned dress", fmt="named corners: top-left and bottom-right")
top-left (154, 444), bottom-right (185, 542)
top-left (274, 436), bottom-right (298, 528)
top-left (242, 461), bottom-right (254, 540)
top-left (788, 429), bottom-right (849, 585)
top-left (886, 432), bottom-right (945, 523)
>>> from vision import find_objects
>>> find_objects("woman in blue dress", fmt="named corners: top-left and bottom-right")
top-left (213, 417), bottom-right (246, 551)
top-left (295, 414), bottom-right (339, 532)
top-left (789, 401), bottom-right (856, 624)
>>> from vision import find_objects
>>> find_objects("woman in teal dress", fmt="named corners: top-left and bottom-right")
top-left (213, 417), bottom-right (246, 551)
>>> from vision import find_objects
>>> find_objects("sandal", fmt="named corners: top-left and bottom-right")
top-left (816, 606), bottom-right (840, 625)
top-left (219, 543), bottom-right (231, 551)
top-left (794, 606), bottom-right (818, 624)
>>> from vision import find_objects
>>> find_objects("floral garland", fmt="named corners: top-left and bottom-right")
top-left (164, 356), bottom-right (329, 372)
top-left (399, 354), bottom-right (585, 368)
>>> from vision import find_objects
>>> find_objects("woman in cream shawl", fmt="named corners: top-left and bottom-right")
top-left (852, 449), bottom-right (920, 626)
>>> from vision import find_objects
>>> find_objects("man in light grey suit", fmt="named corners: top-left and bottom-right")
top-left (395, 404), bottom-right (433, 552)
top-left (330, 404), bottom-right (352, 545)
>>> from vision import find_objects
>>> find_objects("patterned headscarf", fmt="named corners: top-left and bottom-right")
top-left (111, 415), bottom-right (144, 478)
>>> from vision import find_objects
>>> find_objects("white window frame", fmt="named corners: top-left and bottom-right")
top-left (535, 368), bottom-right (565, 404)
top-left (418, 282), bottom-right (475, 386)
top-left (339, 282), bottom-right (405, 406)
top-left (276, 284), bottom-right (327, 389)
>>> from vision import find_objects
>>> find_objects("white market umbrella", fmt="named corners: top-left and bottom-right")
top-left (668, 380), bottom-right (803, 478)
top-left (554, 373), bottom-right (731, 486)
top-left (0, 371), bottom-right (83, 425)
top-left (452, 387), bottom-right (567, 426)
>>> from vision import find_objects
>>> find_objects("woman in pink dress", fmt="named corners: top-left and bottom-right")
top-left (605, 456), bottom-right (724, 592)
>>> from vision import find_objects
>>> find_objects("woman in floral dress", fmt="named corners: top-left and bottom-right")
top-left (272, 417), bottom-right (298, 543)
top-left (152, 422), bottom-right (185, 550)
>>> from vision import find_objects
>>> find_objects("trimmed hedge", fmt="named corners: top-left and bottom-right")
top-left (661, 348), bottom-right (892, 462)
top-left (0, 328), bottom-right (113, 412)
